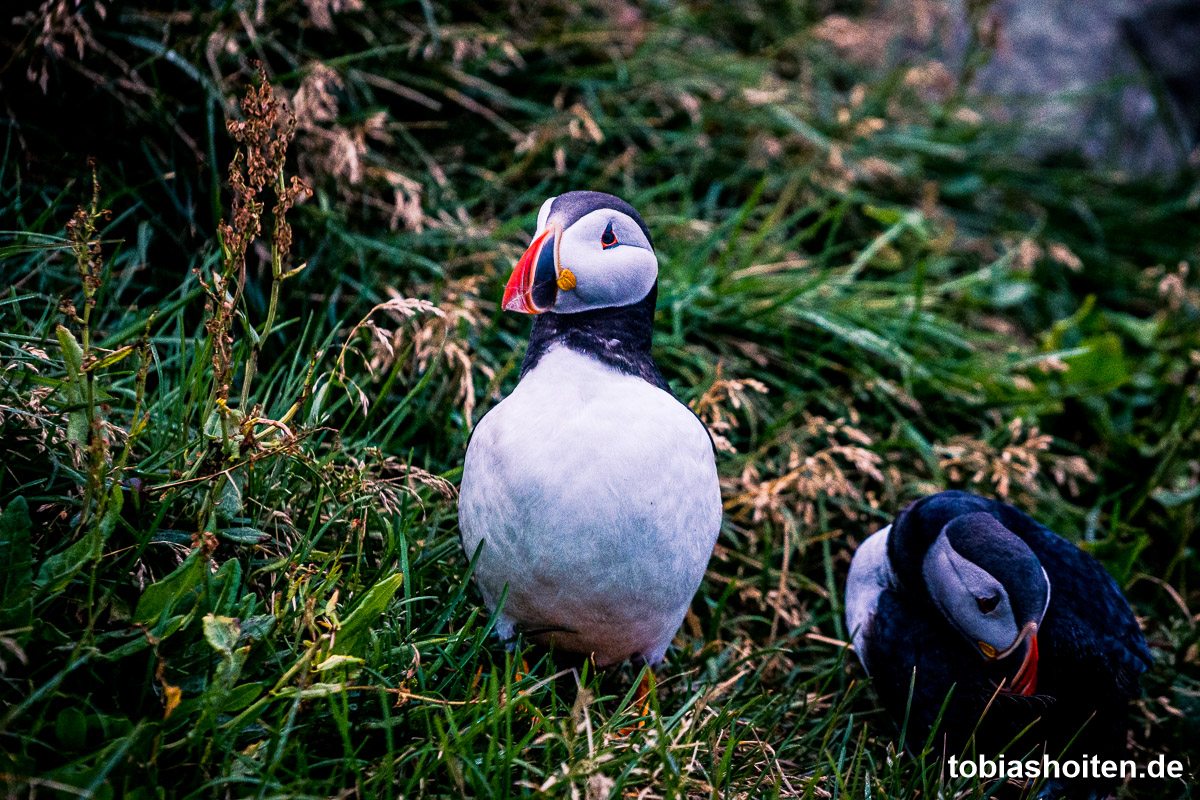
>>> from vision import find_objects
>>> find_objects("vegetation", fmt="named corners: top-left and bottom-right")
top-left (1, 1), bottom-right (1197, 797)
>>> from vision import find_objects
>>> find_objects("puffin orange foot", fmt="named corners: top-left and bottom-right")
top-left (618, 670), bottom-right (655, 735)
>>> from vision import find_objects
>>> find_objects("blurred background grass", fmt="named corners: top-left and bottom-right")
top-left (0, 1), bottom-right (1198, 797)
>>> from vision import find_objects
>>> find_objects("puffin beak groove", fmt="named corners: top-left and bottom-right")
top-left (503, 224), bottom-right (561, 314)
top-left (1001, 622), bottom-right (1039, 696)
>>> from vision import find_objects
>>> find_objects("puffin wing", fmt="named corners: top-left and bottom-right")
top-left (865, 587), bottom-right (1052, 753)
top-left (863, 586), bottom-right (951, 743)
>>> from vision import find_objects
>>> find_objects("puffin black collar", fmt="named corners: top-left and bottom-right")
top-left (520, 283), bottom-right (672, 394)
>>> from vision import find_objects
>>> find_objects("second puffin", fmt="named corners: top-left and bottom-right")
top-left (459, 191), bottom-right (721, 669)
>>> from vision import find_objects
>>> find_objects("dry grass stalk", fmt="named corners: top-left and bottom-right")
top-left (935, 417), bottom-right (1095, 501)
top-left (693, 363), bottom-right (769, 453)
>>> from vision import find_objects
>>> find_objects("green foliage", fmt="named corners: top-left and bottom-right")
top-left (132, 549), bottom-right (209, 626)
top-left (1, 1), bottom-right (1198, 798)
top-left (0, 498), bottom-right (34, 638)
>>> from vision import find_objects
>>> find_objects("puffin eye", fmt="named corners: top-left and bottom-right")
top-left (600, 222), bottom-right (618, 249)
top-left (976, 594), bottom-right (1000, 614)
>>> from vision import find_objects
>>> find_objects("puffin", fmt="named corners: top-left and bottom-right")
top-left (845, 490), bottom-right (1151, 799)
top-left (459, 191), bottom-right (721, 673)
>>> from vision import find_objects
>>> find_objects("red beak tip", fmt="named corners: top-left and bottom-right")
top-left (1005, 635), bottom-right (1039, 696)
top-left (502, 295), bottom-right (529, 313)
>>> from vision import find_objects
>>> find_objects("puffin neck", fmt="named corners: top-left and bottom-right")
top-left (520, 283), bottom-right (671, 393)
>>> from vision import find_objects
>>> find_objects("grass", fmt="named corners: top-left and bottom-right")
top-left (0, 1), bottom-right (1198, 797)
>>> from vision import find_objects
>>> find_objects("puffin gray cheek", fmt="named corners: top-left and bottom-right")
top-left (922, 532), bottom-right (1019, 658)
top-left (550, 207), bottom-right (659, 313)
top-left (555, 246), bottom-right (657, 313)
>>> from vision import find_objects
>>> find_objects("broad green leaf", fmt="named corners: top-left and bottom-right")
top-left (1061, 333), bottom-right (1129, 390)
top-left (209, 558), bottom-right (243, 616)
top-left (199, 624), bottom-right (252, 723)
top-left (236, 614), bottom-right (276, 646)
top-left (55, 706), bottom-right (89, 751)
top-left (101, 615), bottom-right (187, 660)
top-left (216, 475), bottom-right (244, 521)
top-left (37, 531), bottom-right (98, 595)
top-left (275, 682), bottom-right (346, 699)
top-left (0, 497), bottom-right (34, 611)
top-left (203, 406), bottom-right (245, 459)
top-left (202, 405), bottom-right (245, 437)
top-left (56, 324), bottom-right (84, 382)
top-left (36, 486), bottom-right (122, 595)
top-left (214, 646), bottom-right (249, 694)
top-left (1, 597), bottom-right (32, 638)
top-left (330, 572), bottom-right (403, 657)
top-left (315, 654), bottom-right (364, 671)
top-left (217, 526), bottom-right (270, 544)
top-left (992, 281), bottom-right (1032, 308)
top-left (133, 550), bottom-right (208, 625)
top-left (223, 682), bottom-right (264, 712)
top-left (203, 614), bottom-right (240, 655)
top-left (56, 324), bottom-right (88, 445)
top-left (97, 483), bottom-right (124, 539)
top-left (150, 530), bottom-right (194, 545)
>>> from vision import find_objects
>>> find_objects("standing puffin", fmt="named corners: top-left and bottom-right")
top-left (845, 491), bottom-right (1151, 799)
top-left (459, 191), bottom-right (721, 670)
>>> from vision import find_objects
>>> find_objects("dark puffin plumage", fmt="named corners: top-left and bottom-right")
top-left (854, 491), bottom-right (1151, 798)
top-left (522, 285), bottom-right (671, 394)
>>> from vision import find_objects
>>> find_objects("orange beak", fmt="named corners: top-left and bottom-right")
top-left (503, 224), bottom-right (560, 314)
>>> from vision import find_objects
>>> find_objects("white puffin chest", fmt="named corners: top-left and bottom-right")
top-left (459, 346), bottom-right (722, 665)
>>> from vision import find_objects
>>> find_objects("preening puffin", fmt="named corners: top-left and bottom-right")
top-left (845, 491), bottom-right (1151, 799)
top-left (459, 191), bottom-right (721, 669)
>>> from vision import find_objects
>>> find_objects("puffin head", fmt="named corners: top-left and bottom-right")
top-left (891, 493), bottom-right (1051, 696)
top-left (503, 191), bottom-right (657, 315)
